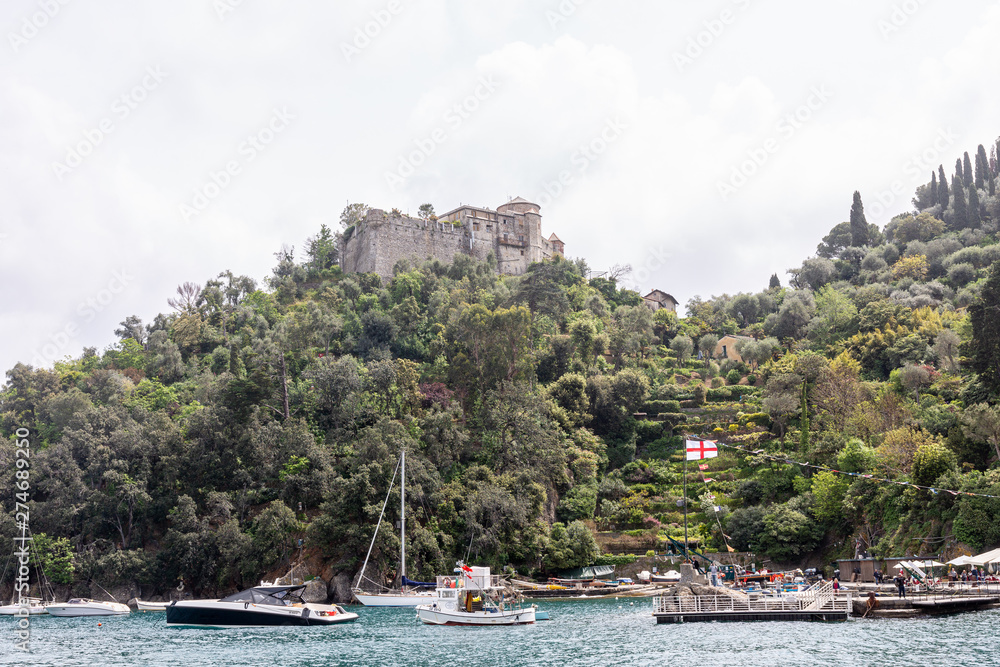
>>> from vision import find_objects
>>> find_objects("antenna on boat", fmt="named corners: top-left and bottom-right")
top-left (400, 449), bottom-right (406, 587)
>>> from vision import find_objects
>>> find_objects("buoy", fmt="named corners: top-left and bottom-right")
top-left (98, 623), bottom-right (102, 627)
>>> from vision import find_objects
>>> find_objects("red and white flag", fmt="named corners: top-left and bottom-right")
top-left (698, 464), bottom-right (709, 471)
top-left (686, 440), bottom-right (718, 460)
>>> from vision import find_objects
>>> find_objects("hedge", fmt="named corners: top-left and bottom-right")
top-left (643, 399), bottom-right (682, 414)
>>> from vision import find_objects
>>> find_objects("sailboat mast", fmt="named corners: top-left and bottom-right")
top-left (400, 449), bottom-right (406, 583)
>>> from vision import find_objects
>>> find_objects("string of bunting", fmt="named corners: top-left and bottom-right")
top-left (702, 440), bottom-right (1000, 500)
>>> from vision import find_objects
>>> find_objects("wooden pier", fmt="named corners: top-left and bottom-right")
top-left (653, 582), bottom-right (850, 623)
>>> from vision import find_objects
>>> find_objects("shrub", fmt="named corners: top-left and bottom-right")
top-left (726, 369), bottom-right (742, 385)
top-left (643, 399), bottom-right (681, 414)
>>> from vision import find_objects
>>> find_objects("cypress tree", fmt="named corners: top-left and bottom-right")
top-left (952, 175), bottom-right (969, 230)
top-left (969, 182), bottom-right (982, 228)
top-left (799, 380), bottom-right (810, 453)
top-left (849, 191), bottom-right (868, 247)
top-left (976, 145), bottom-right (989, 189)
top-left (956, 158), bottom-right (964, 182)
top-left (964, 152), bottom-right (974, 187)
top-left (970, 261), bottom-right (1000, 393)
top-left (769, 273), bottom-right (781, 289)
top-left (938, 165), bottom-right (950, 209)
top-left (930, 171), bottom-right (937, 204)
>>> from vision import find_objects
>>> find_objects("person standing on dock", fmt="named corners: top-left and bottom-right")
top-left (709, 562), bottom-right (719, 587)
top-left (894, 572), bottom-right (906, 598)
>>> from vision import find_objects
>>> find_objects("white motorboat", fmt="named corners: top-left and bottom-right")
top-left (135, 599), bottom-right (171, 611)
top-left (416, 565), bottom-right (536, 626)
top-left (165, 584), bottom-right (358, 627)
top-left (0, 598), bottom-right (48, 615)
top-left (47, 599), bottom-right (130, 617)
top-left (353, 450), bottom-right (439, 607)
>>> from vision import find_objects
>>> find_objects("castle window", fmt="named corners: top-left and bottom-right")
top-left (520, 250), bottom-right (524, 256)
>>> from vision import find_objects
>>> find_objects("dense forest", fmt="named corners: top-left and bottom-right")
top-left (5, 138), bottom-right (1000, 600)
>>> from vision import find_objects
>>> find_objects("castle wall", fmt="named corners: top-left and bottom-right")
top-left (341, 200), bottom-right (562, 280)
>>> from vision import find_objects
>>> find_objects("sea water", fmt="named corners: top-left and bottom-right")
top-left (2, 598), bottom-right (997, 666)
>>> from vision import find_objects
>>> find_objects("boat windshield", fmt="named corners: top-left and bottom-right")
top-left (218, 586), bottom-right (305, 607)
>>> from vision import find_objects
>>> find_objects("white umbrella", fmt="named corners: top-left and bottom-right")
top-left (946, 555), bottom-right (972, 566)
top-left (967, 547), bottom-right (1000, 566)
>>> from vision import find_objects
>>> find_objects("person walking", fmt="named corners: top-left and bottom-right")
top-left (709, 562), bottom-right (719, 588)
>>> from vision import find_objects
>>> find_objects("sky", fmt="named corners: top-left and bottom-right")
top-left (3, 0), bottom-right (1000, 376)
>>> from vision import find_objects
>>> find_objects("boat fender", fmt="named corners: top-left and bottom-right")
top-left (302, 608), bottom-right (310, 619)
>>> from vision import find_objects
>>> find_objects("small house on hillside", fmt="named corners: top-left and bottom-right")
top-left (642, 290), bottom-right (678, 313)
top-left (714, 335), bottom-right (753, 363)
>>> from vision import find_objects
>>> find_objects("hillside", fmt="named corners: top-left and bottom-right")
top-left (4, 139), bottom-right (1000, 600)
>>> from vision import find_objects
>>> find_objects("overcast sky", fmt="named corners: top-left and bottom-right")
top-left (3, 0), bottom-right (999, 376)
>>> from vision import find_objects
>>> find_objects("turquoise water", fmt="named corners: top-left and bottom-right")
top-left (2, 599), bottom-right (998, 666)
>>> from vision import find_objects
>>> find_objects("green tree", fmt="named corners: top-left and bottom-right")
top-left (670, 335), bottom-right (694, 365)
top-left (963, 151), bottom-right (974, 187)
top-left (849, 191), bottom-right (868, 247)
top-left (339, 202), bottom-right (370, 230)
top-left (417, 203), bottom-right (435, 220)
top-left (769, 273), bottom-right (781, 289)
top-left (968, 182), bottom-right (982, 227)
top-left (33, 533), bottom-right (76, 585)
top-left (937, 165), bottom-right (950, 209)
top-left (952, 175), bottom-right (969, 230)
top-left (810, 471), bottom-right (849, 526)
top-left (544, 521), bottom-right (599, 570)
top-left (968, 262), bottom-right (1000, 393)
top-left (911, 442), bottom-right (956, 486)
top-left (304, 224), bottom-right (339, 272)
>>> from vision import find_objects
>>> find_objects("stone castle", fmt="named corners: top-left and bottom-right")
top-left (340, 197), bottom-right (564, 279)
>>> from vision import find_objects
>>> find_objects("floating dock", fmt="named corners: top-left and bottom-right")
top-left (653, 583), bottom-right (850, 623)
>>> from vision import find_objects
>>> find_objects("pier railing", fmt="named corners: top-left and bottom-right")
top-left (653, 590), bottom-right (850, 615)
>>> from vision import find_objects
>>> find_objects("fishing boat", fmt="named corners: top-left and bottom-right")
top-left (353, 450), bottom-right (436, 607)
top-left (0, 598), bottom-right (48, 615)
top-left (165, 584), bottom-right (358, 627)
top-left (415, 564), bottom-right (537, 626)
top-left (47, 599), bottom-right (131, 617)
top-left (135, 599), bottom-right (171, 611)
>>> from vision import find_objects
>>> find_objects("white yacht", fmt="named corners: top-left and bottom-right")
top-left (415, 565), bottom-right (537, 626)
top-left (47, 599), bottom-right (130, 616)
top-left (135, 599), bottom-right (171, 611)
top-left (165, 584), bottom-right (358, 627)
top-left (0, 598), bottom-right (48, 615)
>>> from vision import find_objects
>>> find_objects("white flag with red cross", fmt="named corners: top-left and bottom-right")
top-left (686, 440), bottom-right (718, 460)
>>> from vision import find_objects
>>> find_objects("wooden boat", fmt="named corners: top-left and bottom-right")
top-left (416, 565), bottom-right (537, 626)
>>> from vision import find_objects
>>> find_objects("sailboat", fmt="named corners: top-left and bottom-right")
top-left (353, 450), bottom-right (436, 607)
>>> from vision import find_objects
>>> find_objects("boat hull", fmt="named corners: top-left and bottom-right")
top-left (0, 604), bottom-right (47, 615)
top-left (354, 592), bottom-right (435, 607)
top-left (415, 604), bottom-right (535, 626)
top-left (136, 600), bottom-right (170, 611)
top-left (47, 603), bottom-right (130, 617)
top-left (165, 601), bottom-right (358, 627)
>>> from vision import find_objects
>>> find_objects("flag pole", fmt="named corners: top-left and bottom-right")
top-left (683, 446), bottom-right (688, 562)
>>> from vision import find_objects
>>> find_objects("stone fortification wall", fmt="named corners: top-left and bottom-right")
top-left (341, 200), bottom-right (561, 279)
